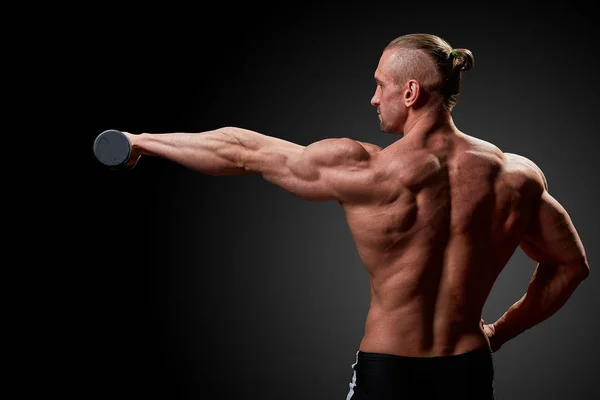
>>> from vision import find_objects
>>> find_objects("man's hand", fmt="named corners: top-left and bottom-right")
top-left (481, 319), bottom-right (502, 352)
top-left (121, 131), bottom-right (142, 167)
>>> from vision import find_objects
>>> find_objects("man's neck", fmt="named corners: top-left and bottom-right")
top-left (403, 105), bottom-right (457, 140)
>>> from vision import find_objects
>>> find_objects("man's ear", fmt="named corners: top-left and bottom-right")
top-left (404, 79), bottom-right (420, 107)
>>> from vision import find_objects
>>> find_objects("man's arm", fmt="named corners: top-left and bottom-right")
top-left (125, 126), bottom-right (379, 203)
top-left (492, 164), bottom-right (590, 349)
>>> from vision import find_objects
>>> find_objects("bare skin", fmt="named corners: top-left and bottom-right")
top-left (118, 48), bottom-right (589, 358)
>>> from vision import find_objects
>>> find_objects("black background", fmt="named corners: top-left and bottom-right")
top-left (74, 2), bottom-right (599, 399)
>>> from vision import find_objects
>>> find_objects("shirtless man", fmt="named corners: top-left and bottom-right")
top-left (97, 33), bottom-right (590, 399)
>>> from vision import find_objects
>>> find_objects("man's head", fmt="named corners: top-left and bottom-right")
top-left (371, 33), bottom-right (474, 135)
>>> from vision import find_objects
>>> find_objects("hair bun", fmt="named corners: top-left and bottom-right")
top-left (452, 48), bottom-right (475, 72)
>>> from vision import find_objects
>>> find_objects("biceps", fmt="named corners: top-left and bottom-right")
top-left (260, 161), bottom-right (366, 202)
top-left (262, 169), bottom-right (333, 201)
top-left (519, 191), bottom-right (587, 265)
top-left (259, 153), bottom-right (375, 202)
top-left (255, 138), bottom-right (375, 202)
top-left (248, 142), bottom-right (327, 200)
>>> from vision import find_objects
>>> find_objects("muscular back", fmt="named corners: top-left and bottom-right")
top-left (342, 132), bottom-right (546, 357)
top-left (124, 124), bottom-right (585, 358)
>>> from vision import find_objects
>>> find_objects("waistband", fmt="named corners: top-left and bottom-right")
top-left (356, 347), bottom-right (492, 365)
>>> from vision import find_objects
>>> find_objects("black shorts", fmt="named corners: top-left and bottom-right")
top-left (345, 347), bottom-right (496, 400)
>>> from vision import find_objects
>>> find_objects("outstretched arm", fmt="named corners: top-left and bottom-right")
top-left (125, 127), bottom-right (297, 176)
top-left (125, 127), bottom-right (378, 203)
top-left (491, 168), bottom-right (590, 350)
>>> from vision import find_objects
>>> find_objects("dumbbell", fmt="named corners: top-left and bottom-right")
top-left (93, 129), bottom-right (136, 168)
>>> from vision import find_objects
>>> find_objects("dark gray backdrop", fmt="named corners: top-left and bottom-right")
top-left (83, 2), bottom-right (598, 399)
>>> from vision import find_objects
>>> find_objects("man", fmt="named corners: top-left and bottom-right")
top-left (102, 33), bottom-right (590, 399)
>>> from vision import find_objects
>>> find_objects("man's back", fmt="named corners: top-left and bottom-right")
top-left (341, 131), bottom-right (547, 357)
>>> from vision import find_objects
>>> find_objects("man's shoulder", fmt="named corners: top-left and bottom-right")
top-left (355, 140), bottom-right (384, 154)
top-left (305, 137), bottom-right (379, 166)
top-left (503, 152), bottom-right (548, 191)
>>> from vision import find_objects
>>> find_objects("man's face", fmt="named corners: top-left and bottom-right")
top-left (371, 50), bottom-right (407, 135)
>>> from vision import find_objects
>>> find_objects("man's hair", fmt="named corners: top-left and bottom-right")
top-left (384, 33), bottom-right (474, 111)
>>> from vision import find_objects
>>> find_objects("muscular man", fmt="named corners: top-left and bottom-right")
top-left (106, 33), bottom-right (590, 399)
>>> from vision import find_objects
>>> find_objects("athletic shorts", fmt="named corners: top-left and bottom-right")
top-left (345, 347), bottom-right (496, 400)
